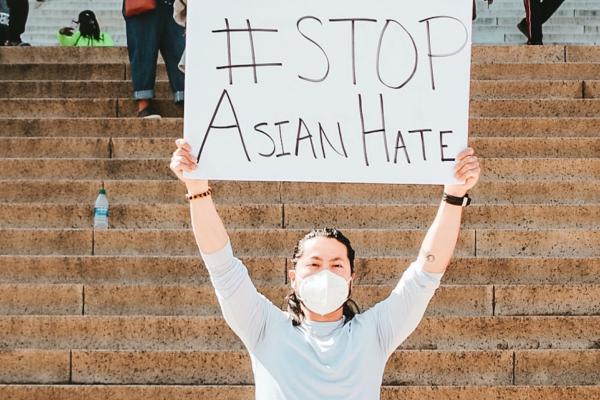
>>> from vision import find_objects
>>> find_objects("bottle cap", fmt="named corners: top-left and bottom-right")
top-left (99, 188), bottom-right (106, 195)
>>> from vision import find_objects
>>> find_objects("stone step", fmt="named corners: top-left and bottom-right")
top-left (3, 62), bottom-right (600, 83)
top-left (505, 33), bottom-right (600, 44)
top-left (1, 116), bottom-right (598, 138)
top-left (480, 2), bottom-right (600, 9)
top-left (1, 385), bottom-right (599, 400)
top-left (475, 9), bottom-right (581, 18)
top-left (4, 349), bottom-right (590, 385)
top-left (281, 204), bottom-right (600, 230)
top-left (0, 315), bottom-right (598, 351)
top-left (96, 228), bottom-right (598, 258)
top-left (472, 63), bottom-right (600, 80)
top-left (0, 138), bottom-right (112, 158)
top-left (474, 25), bottom-right (586, 34)
top-left (0, 284), bottom-right (83, 315)
top-left (494, 284), bottom-right (600, 316)
top-left (584, 80), bottom-right (600, 98)
top-left (1, 179), bottom-right (598, 205)
top-left (0, 99), bottom-right (182, 118)
top-left (2, 227), bottom-right (598, 257)
top-left (0, 45), bottom-right (590, 64)
top-left (471, 99), bottom-right (600, 117)
top-left (471, 117), bottom-right (600, 137)
top-left (0, 350), bottom-right (69, 383)
top-left (6, 62), bottom-right (600, 83)
top-left (5, 98), bottom-right (600, 119)
top-left (567, 45), bottom-right (600, 62)
top-left (0, 203), bottom-right (284, 229)
top-left (0, 118), bottom-right (183, 138)
top-left (0, 64), bottom-right (125, 80)
top-left (0, 228), bottom-right (475, 257)
top-left (470, 80), bottom-right (585, 99)
top-left (0, 80), bottom-right (172, 99)
top-left (3, 98), bottom-right (600, 119)
top-left (0, 255), bottom-right (284, 285)
top-left (1, 136), bottom-right (597, 159)
top-left (0, 158), bottom-right (597, 180)
top-left (9, 282), bottom-right (595, 318)
top-left (0, 282), bottom-right (495, 317)
top-left (1, 79), bottom-right (591, 99)
top-left (1, 255), bottom-right (598, 286)
top-left (0, 180), bottom-right (281, 204)
top-left (496, 16), bottom-right (600, 26)
top-left (1, 203), bottom-right (598, 230)
top-left (112, 137), bottom-right (600, 159)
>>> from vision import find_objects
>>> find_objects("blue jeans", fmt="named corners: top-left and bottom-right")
top-left (124, 0), bottom-right (185, 102)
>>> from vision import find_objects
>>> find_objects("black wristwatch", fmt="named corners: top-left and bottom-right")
top-left (443, 192), bottom-right (471, 207)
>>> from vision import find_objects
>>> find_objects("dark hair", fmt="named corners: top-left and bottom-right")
top-left (76, 10), bottom-right (101, 41)
top-left (285, 228), bottom-right (360, 326)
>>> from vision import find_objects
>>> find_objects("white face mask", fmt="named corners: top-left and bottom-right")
top-left (294, 269), bottom-right (351, 316)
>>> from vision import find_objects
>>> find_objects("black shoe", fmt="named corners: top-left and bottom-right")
top-left (137, 104), bottom-right (161, 119)
top-left (517, 19), bottom-right (528, 38)
top-left (4, 40), bottom-right (31, 46)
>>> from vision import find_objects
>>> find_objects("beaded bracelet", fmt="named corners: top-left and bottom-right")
top-left (185, 187), bottom-right (212, 201)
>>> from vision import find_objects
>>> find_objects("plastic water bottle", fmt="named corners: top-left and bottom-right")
top-left (93, 187), bottom-right (109, 229)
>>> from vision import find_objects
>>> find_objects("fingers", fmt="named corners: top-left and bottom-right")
top-left (173, 148), bottom-right (197, 165)
top-left (456, 166), bottom-right (480, 181)
top-left (170, 139), bottom-right (199, 183)
top-left (455, 155), bottom-right (478, 175)
top-left (456, 147), bottom-right (475, 161)
top-left (173, 139), bottom-right (196, 165)
top-left (175, 138), bottom-right (192, 152)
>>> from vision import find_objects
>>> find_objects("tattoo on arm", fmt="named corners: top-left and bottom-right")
top-left (425, 253), bottom-right (436, 263)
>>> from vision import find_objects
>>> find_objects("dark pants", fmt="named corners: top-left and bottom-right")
top-left (523, 0), bottom-right (565, 44)
top-left (6, 0), bottom-right (28, 42)
top-left (124, 0), bottom-right (185, 102)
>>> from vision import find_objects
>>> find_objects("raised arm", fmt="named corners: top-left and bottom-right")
top-left (169, 139), bottom-right (281, 349)
top-left (418, 147), bottom-right (480, 274)
top-left (169, 139), bottom-right (228, 254)
top-left (369, 148), bottom-right (481, 357)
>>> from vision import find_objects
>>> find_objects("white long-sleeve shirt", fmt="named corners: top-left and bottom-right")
top-left (201, 241), bottom-right (444, 400)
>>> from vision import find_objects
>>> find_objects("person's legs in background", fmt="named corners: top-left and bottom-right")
top-left (538, 0), bottom-right (565, 25)
top-left (6, 0), bottom-right (29, 46)
top-left (519, 0), bottom-right (564, 45)
top-left (521, 0), bottom-right (543, 44)
top-left (158, 0), bottom-right (185, 104)
top-left (125, 9), bottom-right (161, 118)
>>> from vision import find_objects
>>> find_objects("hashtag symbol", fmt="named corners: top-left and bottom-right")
top-left (212, 19), bottom-right (283, 85)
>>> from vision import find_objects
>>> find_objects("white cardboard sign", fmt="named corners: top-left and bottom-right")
top-left (184, 0), bottom-right (472, 184)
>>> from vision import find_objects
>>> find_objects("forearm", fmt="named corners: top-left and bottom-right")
top-left (187, 180), bottom-right (229, 254)
top-left (417, 193), bottom-right (464, 274)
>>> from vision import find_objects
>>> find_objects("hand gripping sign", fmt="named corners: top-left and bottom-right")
top-left (184, 0), bottom-right (472, 184)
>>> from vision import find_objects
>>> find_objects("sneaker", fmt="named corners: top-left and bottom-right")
top-left (137, 104), bottom-right (161, 119)
top-left (4, 40), bottom-right (30, 46)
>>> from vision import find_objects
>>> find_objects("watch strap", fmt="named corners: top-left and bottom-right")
top-left (443, 192), bottom-right (471, 207)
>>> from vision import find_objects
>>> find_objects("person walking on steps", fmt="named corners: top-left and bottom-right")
top-left (169, 139), bottom-right (481, 400)
top-left (518, 0), bottom-right (565, 45)
top-left (4, 0), bottom-right (29, 46)
top-left (123, 0), bottom-right (185, 119)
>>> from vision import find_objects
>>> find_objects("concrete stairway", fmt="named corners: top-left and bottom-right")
top-left (18, 0), bottom-right (600, 46)
top-left (0, 45), bottom-right (599, 399)
top-left (474, 0), bottom-right (600, 44)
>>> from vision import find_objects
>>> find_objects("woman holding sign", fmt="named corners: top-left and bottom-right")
top-left (170, 140), bottom-right (480, 399)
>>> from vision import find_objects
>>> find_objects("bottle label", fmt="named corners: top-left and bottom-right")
top-left (94, 208), bottom-right (109, 217)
